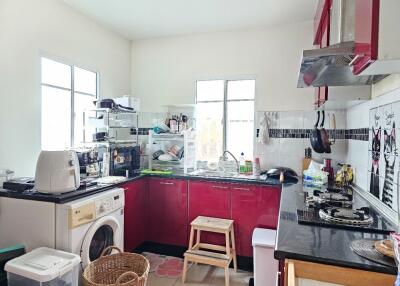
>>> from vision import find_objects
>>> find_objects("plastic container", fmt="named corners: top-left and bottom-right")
top-left (5, 247), bottom-right (81, 286)
top-left (239, 153), bottom-right (246, 173)
top-left (252, 228), bottom-right (278, 286)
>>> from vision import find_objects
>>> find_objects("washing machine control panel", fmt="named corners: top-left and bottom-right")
top-left (95, 191), bottom-right (124, 216)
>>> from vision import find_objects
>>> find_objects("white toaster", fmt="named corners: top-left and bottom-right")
top-left (34, 150), bottom-right (80, 194)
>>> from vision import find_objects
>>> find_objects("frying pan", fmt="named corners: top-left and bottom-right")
top-left (310, 111), bottom-right (325, 153)
top-left (320, 110), bottom-right (331, 153)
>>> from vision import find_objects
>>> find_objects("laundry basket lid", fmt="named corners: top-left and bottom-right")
top-left (5, 247), bottom-right (81, 282)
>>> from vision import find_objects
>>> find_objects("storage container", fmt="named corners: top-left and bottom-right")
top-left (5, 247), bottom-right (81, 286)
top-left (252, 228), bottom-right (278, 286)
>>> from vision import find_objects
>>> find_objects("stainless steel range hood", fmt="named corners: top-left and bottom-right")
top-left (297, 41), bottom-right (387, 87)
top-left (297, 0), bottom-right (388, 88)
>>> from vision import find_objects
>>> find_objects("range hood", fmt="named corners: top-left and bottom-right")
top-left (297, 0), bottom-right (388, 88)
top-left (297, 41), bottom-right (387, 87)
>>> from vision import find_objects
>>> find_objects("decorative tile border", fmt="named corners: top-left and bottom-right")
top-left (256, 128), bottom-right (369, 141)
top-left (133, 127), bottom-right (370, 141)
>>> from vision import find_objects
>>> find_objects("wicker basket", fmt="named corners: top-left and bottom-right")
top-left (83, 246), bottom-right (150, 286)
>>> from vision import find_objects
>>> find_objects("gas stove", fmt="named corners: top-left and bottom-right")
top-left (297, 186), bottom-right (392, 234)
top-left (306, 188), bottom-right (353, 209)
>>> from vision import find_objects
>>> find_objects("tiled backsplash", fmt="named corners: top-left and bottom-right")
top-left (266, 128), bottom-right (368, 140)
top-left (254, 110), bottom-right (348, 176)
top-left (347, 81), bottom-right (400, 219)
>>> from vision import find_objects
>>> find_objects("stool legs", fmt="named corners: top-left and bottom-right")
top-left (231, 226), bottom-right (238, 272)
top-left (225, 267), bottom-right (230, 286)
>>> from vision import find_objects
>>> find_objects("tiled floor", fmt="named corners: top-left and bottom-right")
top-left (147, 263), bottom-right (252, 286)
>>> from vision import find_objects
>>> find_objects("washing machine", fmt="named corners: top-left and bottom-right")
top-left (56, 188), bottom-right (125, 269)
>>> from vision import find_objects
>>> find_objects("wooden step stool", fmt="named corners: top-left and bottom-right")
top-left (182, 216), bottom-right (237, 286)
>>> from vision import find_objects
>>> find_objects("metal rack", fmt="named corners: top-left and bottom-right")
top-left (148, 130), bottom-right (196, 173)
top-left (82, 108), bottom-right (139, 146)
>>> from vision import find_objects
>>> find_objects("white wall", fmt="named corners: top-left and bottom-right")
top-left (130, 22), bottom-right (315, 112)
top-left (0, 0), bottom-right (131, 176)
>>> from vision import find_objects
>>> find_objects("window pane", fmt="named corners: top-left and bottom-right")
top-left (226, 101), bottom-right (254, 159)
top-left (195, 102), bottom-right (223, 162)
top-left (74, 93), bottom-right (96, 146)
top-left (74, 67), bottom-right (97, 95)
top-left (227, 80), bottom-right (255, 100)
top-left (196, 80), bottom-right (224, 102)
top-left (41, 86), bottom-right (71, 150)
top-left (41, 57), bottom-right (71, 89)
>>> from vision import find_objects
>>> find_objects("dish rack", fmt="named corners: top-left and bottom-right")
top-left (148, 130), bottom-right (196, 173)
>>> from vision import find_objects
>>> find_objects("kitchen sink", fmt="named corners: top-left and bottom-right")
top-left (189, 169), bottom-right (239, 178)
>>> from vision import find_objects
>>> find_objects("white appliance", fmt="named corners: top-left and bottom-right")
top-left (56, 188), bottom-right (125, 269)
top-left (252, 228), bottom-right (278, 286)
top-left (114, 96), bottom-right (140, 112)
top-left (35, 150), bottom-right (80, 194)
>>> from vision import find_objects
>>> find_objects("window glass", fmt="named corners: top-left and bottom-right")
top-left (196, 80), bottom-right (224, 102)
top-left (195, 102), bottom-right (224, 162)
top-left (195, 79), bottom-right (255, 162)
top-left (226, 101), bottom-right (254, 158)
top-left (41, 86), bottom-right (71, 150)
top-left (74, 67), bottom-right (97, 95)
top-left (74, 93), bottom-right (96, 146)
top-left (41, 58), bottom-right (71, 89)
top-left (227, 80), bottom-right (255, 100)
top-left (41, 57), bottom-right (98, 150)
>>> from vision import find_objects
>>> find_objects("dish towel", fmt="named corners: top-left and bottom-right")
top-left (258, 113), bottom-right (270, 144)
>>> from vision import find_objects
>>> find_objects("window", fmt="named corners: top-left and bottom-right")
top-left (196, 79), bottom-right (255, 162)
top-left (41, 57), bottom-right (98, 150)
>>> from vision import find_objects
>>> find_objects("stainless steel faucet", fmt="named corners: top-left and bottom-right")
top-left (221, 150), bottom-right (240, 172)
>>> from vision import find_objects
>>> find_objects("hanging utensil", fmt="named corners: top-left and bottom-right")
top-left (310, 111), bottom-right (325, 153)
top-left (320, 110), bottom-right (331, 153)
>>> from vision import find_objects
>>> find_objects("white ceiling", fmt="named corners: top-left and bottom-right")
top-left (62, 0), bottom-right (318, 40)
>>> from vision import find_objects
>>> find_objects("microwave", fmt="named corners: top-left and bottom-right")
top-left (109, 145), bottom-right (140, 176)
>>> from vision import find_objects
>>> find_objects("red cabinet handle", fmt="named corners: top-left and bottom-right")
top-left (212, 185), bottom-right (228, 189)
top-left (160, 182), bottom-right (174, 185)
top-left (233, 187), bottom-right (251, 191)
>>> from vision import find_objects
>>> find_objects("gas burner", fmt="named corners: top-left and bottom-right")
top-left (319, 207), bottom-right (373, 225)
top-left (306, 189), bottom-right (353, 209)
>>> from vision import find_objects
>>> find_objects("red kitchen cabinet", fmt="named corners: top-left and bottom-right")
top-left (147, 178), bottom-right (188, 246)
top-left (313, 0), bottom-right (332, 45)
top-left (352, 0), bottom-right (379, 75)
top-left (123, 179), bottom-right (147, 252)
top-left (188, 181), bottom-right (231, 246)
top-left (231, 185), bottom-right (281, 257)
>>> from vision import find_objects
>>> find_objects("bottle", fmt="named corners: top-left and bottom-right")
top-left (239, 152), bottom-right (245, 173)
top-left (253, 157), bottom-right (261, 176)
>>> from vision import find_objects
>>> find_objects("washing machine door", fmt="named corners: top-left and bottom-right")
top-left (80, 215), bottom-right (122, 268)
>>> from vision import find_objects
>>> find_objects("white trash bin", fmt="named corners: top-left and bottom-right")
top-left (252, 228), bottom-right (278, 286)
top-left (5, 247), bottom-right (81, 286)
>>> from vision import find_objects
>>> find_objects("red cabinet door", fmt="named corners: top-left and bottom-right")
top-left (313, 0), bottom-right (332, 45)
top-left (352, 0), bottom-right (379, 75)
top-left (315, 10), bottom-right (330, 108)
top-left (231, 185), bottom-right (281, 257)
top-left (147, 178), bottom-right (188, 246)
top-left (188, 181), bottom-right (231, 246)
top-left (123, 179), bottom-right (147, 252)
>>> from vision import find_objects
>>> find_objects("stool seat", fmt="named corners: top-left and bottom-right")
top-left (182, 216), bottom-right (237, 286)
top-left (191, 216), bottom-right (234, 233)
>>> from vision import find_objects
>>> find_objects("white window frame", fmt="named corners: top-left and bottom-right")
top-left (40, 56), bottom-right (99, 148)
top-left (195, 78), bottom-right (256, 155)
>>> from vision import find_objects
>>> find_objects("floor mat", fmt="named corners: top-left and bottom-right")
top-left (142, 252), bottom-right (184, 279)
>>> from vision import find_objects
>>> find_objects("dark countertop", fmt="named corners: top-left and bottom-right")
top-left (0, 172), bottom-right (283, 204)
top-left (274, 182), bottom-right (397, 275)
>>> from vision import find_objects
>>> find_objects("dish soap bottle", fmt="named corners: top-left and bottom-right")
top-left (239, 152), bottom-right (246, 173)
